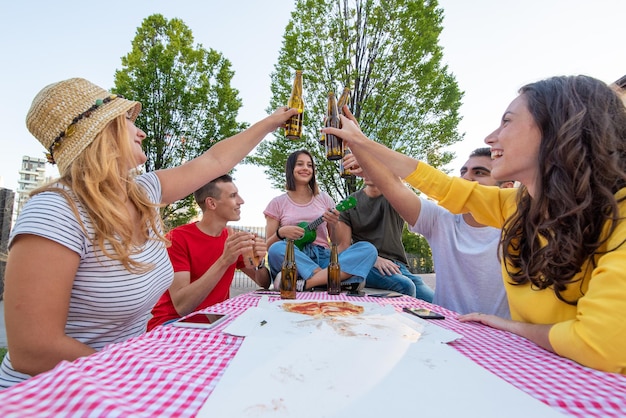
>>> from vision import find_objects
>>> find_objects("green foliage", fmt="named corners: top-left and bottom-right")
top-left (113, 14), bottom-right (247, 227)
top-left (249, 0), bottom-right (464, 201)
top-left (0, 347), bottom-right (6, 363)
top-left (402, 224), bottom-right (433, 273)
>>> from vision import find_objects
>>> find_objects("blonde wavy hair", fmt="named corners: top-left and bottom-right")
top-left (31, 115), bottom-right (168, 273)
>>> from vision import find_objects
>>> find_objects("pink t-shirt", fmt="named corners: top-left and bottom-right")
top-left (264, 192), bottom-right (335, 248)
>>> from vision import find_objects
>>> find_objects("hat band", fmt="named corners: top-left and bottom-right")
top-left (46, 94), bottom-right (122, 164)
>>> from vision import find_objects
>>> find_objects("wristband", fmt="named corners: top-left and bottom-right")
top-left (276, 227), bottom-right (285, 240)
top-left (255, 258), bottom-right (266, 271)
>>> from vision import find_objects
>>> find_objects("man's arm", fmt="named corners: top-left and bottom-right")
top-left (334, 219), bottom-right (353, 253)
top-left (169, 231), bottom-right (252, 316)
top-left (324, 108), bottom-right (421, 179)
top-left (343, 152), bottom-right (423, 226)
top-left (240, 234), bottom-right (271, 289)
top-left (169, 257), bottom-right (233, 317)
top-left (241, 265), bottom-right (271, 289)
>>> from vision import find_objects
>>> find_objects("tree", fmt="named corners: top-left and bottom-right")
top-left (113, 14), bottom-right (246, 228)
top-left (249, 0), bottom-right (464, 201)
top-left (402, 225), bottom-right (434, 273)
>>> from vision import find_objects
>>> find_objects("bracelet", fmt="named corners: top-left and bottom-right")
top-left (254, 258), bottom-right (266, 271)
top-left (276, 227), bottom-right (285, 240)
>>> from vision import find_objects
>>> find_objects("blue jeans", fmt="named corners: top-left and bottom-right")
top-left (268, 240), bottom-right (377, 287)
top-left (365, 261), bottom-right (434, 301)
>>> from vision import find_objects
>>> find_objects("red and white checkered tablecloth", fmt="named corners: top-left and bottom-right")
top-left (0, 292), bottom-right (624, 417)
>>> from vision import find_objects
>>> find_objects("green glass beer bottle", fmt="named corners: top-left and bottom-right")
top-left (285, 70), bottom-right (304, 140)
top-left (325, 91), bottom-right (343, 161)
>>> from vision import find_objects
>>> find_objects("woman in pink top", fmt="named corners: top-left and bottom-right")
top-left (264, 149), bottom-right (376, 291)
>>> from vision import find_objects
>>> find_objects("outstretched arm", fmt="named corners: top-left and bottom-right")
top-left (330, 108), bottom-right (423, 226)
top-left (157, 107), bottom-right (299, 205)
top-left (458, 313), bottom-right (553, 353)
top-left (342, 152), bottom-right (422, 226)
top-left (323, 107), bottom-right (421, 179)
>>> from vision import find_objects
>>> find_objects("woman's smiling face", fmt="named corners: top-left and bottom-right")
top-left (293, 153), bottom-right (314, 184)
top-left (485, 93), bottom-right (542, 197)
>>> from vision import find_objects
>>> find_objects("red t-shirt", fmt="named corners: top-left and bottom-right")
top-left (147, 223), bottom-right (244, 330)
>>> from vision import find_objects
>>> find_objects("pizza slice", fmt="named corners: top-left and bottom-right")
top-left (281, 301), bottom-right (365, 317)
top-left (319, 301), bottom-right (365, 317)
top-left (282, 301), bottom-right (322, 316)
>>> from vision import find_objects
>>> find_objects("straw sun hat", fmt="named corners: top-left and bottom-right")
top-left (26, 77), bottom-right (142, 175)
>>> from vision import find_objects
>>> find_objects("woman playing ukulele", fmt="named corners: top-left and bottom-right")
top-left (264, 149), bottom-right (376, 291)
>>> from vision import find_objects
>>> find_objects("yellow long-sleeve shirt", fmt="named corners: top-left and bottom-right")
top-left (405, 162), bottom-right (626, 374)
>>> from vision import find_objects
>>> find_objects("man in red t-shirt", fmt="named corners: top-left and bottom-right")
top-left (148, 174), bottom-right (270, 330)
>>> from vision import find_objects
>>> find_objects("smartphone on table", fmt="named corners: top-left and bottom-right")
top-left (403, 307), bottom-right (445, 320)
top-left (171, 312), bottom-right (229, 329)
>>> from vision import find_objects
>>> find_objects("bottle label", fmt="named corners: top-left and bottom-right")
top-left (285, 113), bottom-right (303, 140)
top-left (325, 133), bottom-right (343, 160)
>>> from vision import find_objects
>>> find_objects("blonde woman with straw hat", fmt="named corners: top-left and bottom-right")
top-left (0, 77), bottom-right (299, 389)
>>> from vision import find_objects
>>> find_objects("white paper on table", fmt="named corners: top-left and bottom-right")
top-left (198, 331), bottom-right (564, 418)
top-left (224, 302), bottom-right (461, 344)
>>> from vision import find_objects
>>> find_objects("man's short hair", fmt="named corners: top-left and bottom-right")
top-left (194, 174), bottom-right (233, 210)
top-left (469, 147), bottom-right (492, 159)
top-left (469, 147), bottom-right (513, 186)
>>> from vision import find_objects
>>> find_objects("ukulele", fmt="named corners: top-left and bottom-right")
top-left (293, 196), bottom-right (357, 250)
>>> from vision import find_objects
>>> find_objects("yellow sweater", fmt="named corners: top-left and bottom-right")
top-left (405, 162), bottom-right (626, 374)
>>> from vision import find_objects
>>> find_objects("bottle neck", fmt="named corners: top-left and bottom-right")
top-left (285, 239), bottom-right (295, 261)
top-left (330, 243), bottom-right (339, 263)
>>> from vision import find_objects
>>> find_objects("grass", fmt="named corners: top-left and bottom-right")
top-left (0, 347), bottom-right (6, 362)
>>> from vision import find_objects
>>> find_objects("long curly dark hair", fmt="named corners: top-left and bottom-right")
top-left (501, 75), bottom-right (626, 304)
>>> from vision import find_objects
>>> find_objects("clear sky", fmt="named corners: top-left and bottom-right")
top-left (1, 0), bottom-right (625, 226)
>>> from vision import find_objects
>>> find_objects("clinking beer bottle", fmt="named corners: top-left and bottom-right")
top-left (321, 86), bottom-right (350, 147)
top-left (325, 91), bottom-right (343, 160)
top-left (327, 242), bottom-right (341, 295)
top-left (280, 239), bottom-right (298, 299)
top-left (318, 115), bottom-right (328, 147)
top-left (340, 147), bottom-right (354, 178)
top-left (337, 86), bottom-right (351, 116)
top-left (285, 70), bottom-right (304, 140)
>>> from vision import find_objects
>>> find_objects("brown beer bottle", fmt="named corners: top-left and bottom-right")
top-left (340, 147), bottom-right (354, 178)
top-left (325, 91), bottom-right (343, 160)
top-left (285, 70), bottom-right (304, 140)
top-left (321, 86), bottom-right (349, 147)
top-left (280, 239), bottom-right (298, 299)
top-left (337, 86), bottom-right (351, 116)
top-left (327, 242), bottom-right (341, 295)
top-left (318, 115), bottom-right (328, 147)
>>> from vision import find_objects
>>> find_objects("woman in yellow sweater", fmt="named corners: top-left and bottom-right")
top-left (324, 75), bottom-right (626, 375)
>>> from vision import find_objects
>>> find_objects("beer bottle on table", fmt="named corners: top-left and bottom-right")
top-left (327, 242), bottom-right (341, 295)
top-left (280, 239), bottom-right (298, 299)
top-left (325, 91), bottom-right (343, 161)
top-left (285, 70), bottom-right (304, 140)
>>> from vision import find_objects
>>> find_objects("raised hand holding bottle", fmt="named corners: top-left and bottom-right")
top-left (285, 70), bottom-right (304, 140)
top-left (325, 91), bottom-right (343, 160)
